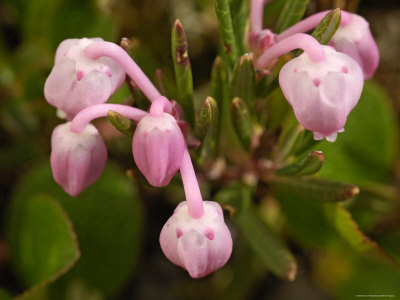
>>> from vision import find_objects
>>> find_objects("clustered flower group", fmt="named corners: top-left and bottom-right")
top-left (44, 0), bottom-right (378, 278)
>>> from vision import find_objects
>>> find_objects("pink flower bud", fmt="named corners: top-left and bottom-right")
top-left (132, 113), bottom-right (185, 187)
top-left (279, 45), bottom-right (364, 142)
top-left (50, 122), bottom-right (107, 197)
top-left (159, 201), bottom-right (232, 278)
top-left (248, 29), bottom-right (277, 56)
top-left (330, 14), bottom-right (379, 79)
top-left (44, 38), bottom-right (126, 119)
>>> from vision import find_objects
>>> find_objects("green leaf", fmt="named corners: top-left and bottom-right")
top-left (107, 110), bottom-right (136, 136)
top-left (275, 184), bottom-right (338, 247)
top-left (171, 19), bottom-right (195, 127)
top-left (317, 81), bottom-right (398, 183)
top-left (275, 0), bottom-right (310, 33)
top-left (311, 8), bottom-right (341, 45)
top-left (275, 150), bottom-right (324, 176)
top-left (211, 56), bottom-right (228, 107)
top-left (274, 124), bottom-right (305, 161)
top-left (9, 195), bottom-right (80, 299)
top-left (276, 185), bottom-right (400, 268)
top-left (231, 97), bottom-right (253, 150)
top-left (236, 207), bottom-right (297, 281)
top-left (229, 0), bottom-right (248, 55)
top-left (272, 177), bottom-right (359, 203)
top-left (195, 97), bottom-right (218, 143)
top-left (7, 162), bottom-right (143, 297)
top-left (215, 0), bottom-right (239, 67)
top-left (325, 204), bottom-right (400, 267)
top-left (216, 186), bottom-right (297, 281)
top-left (294, 130), bottom-right (320, 155)
top-left (231, 54), bottom-right (256, 109)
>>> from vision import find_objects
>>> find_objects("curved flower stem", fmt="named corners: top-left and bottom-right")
top-left (149, 96), bottom-right (173, 117)
top-left (70, 104), bottom-right (147, 133)
top-left (85, 41), bottom-right (161, 101)
top-left (255, 33), bottom-right (326, 69)
top-left (250, 0), bottom-right (271, 33)
top-left (277, 10), bottom-right (353, 41)
top-left (180, 148), bottom-right (205, 219)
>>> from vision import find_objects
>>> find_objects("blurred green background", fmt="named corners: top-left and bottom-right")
top-left (1, 0), bottom-right (400, 299)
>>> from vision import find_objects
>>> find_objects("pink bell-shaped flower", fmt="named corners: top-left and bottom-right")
top-left (132, 112), bottom-right (185, 187)
top-left (159, 201), bottom-right (232, 278)
top-left (279, 45), bottom-right (364, 142)
top-left (44, 38), bottom-right (125, 119)
top-left (50, 122), bottom-right (107, 197)
top-left (330, 14), bottom-right (379, 79)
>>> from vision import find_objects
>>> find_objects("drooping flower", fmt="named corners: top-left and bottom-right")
top-left (44, 38), bottom-right (126, 119)
top-left (159, 201), bottom-right (232, 278)
top-left (50, 122), bottom-right (107, 197)
top-left (279, 45), bottom-right (364, 142)
top-left (132, 112), bottom-right (185, 187)
top-left (330, 13), bottom-right (379, 79)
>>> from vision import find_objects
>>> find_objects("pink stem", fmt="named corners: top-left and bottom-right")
top-left (277, 10), bottom-right (353, 41)
top-left (255, 33), bottom-right (325, 69)
top-left (149, 96), bottom-right (172, 117)
top-left (180, 148), bottom-right (205, 219)
top-left (251, 0), bottom-right (268, 33)
top-left (85, 41), bottom-right (161, 101)
top-left (71, 104), bottom-right (147, 133)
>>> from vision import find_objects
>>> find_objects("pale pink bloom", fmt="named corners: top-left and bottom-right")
top-left (330, 14), bottom-right (379, 79)
top-left (44, 38), bottom-right (125, 120)
top-left (279, 45), bottom-right (364, 142)
top-left (132, 113), bottom-right (185, 187)
top-left (50, 122), bottom-right (107, 197)
top-left (159, 201), bottom-right (232, 278)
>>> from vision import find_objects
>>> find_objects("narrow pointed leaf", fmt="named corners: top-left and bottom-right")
top-left (231, 97), bottom-right (253, 150)
top-left (215, 0), bottom-right (239, 67)
top-left (107, 110), bottom-right (136, 136)
top-left (272, 177), bottom-right (360, 202)
top-left (195, 97), bottom-right (218, 142)
top-left (275, 151), bottom-right (324, 176)
top-left (311, 8), bottom-right (341, 45)
top-left (229, 0), bottom-right (248, 55)
top-left (171, 19), bottom-right (195, 127)
top-left (275, 0), bottom-right (310, 33)
top-left (274, 125), bottom-right (305, 161)
top-left (236, 206), bottom-right (297, 281)
top-left (231, 54), bottom-right (256, 108)
top-left (195, 97), bottom-right (219, 157)
top-left (326, 204), bottom-right (400, 267)
top-left (211, 56), bottom-right (227, 106)
top-left (216, 186), bottom-right (297, 281)
top-left (294, 129), bottom-right (320, 156)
